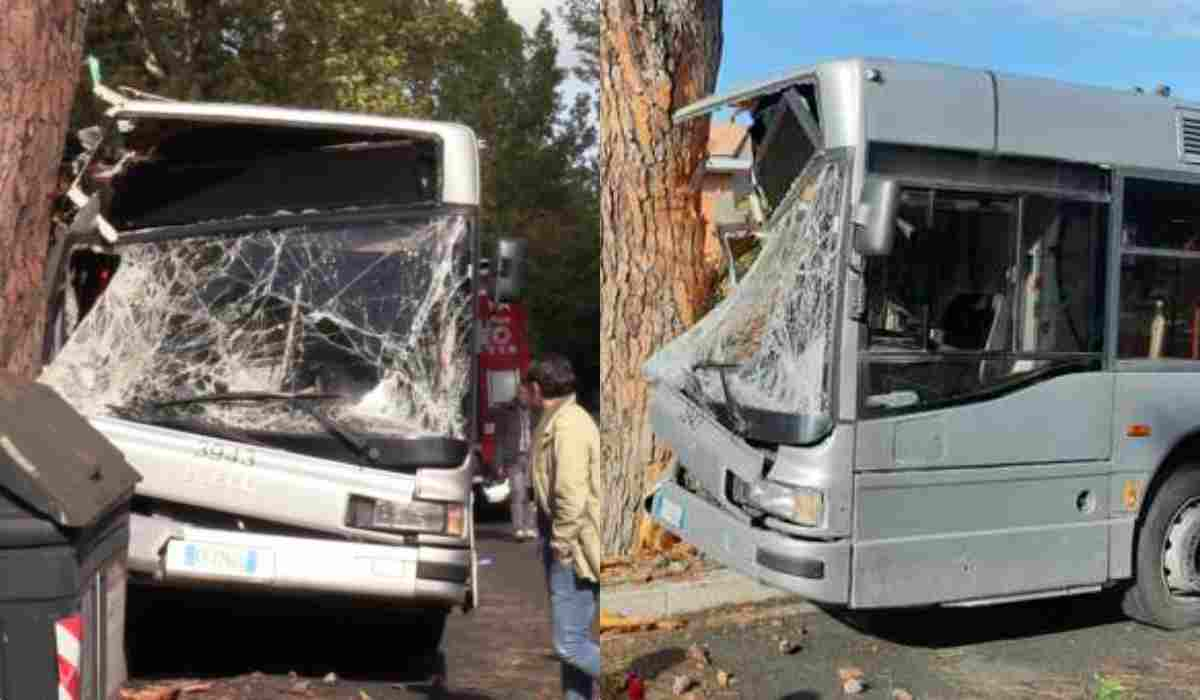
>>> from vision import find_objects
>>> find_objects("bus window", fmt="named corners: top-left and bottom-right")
top-left (861, 191), bottom-right (1106, 416)
top-left (1119, 178), bottom-right (1200, 359)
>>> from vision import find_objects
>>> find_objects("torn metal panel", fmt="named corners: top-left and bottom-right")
top-left (41, 213), bottom-right (472, 445)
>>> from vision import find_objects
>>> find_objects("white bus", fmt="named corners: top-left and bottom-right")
top-left (43, 99), bottom-right (485, 647)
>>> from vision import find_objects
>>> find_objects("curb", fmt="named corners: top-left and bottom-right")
top-left (603, 568), bottom-right (815, 618)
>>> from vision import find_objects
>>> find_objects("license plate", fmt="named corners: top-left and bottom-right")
top-left (168, 541), bottom-right (275, 581)
top-left (654, 492), bottom-right (686, 530)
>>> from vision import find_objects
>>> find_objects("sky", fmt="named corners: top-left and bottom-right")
top-left (718, 1), bottom-right (1200, 102)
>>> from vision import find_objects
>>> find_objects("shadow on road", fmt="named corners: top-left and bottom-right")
top-left (777, 692), bottom-right (821, 700)
top-left (820, 588), bottom-right (1129, 648)
top-left (127, 584), bottom-right (449, 685)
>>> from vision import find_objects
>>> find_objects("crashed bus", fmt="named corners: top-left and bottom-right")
top-left (646, 57), bottom-right (1200, 629)
top-left (41, 99), bottom-right (494, 644)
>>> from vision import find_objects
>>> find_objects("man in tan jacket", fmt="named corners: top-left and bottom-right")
top-left (526, 353), bottom-right (601, 700)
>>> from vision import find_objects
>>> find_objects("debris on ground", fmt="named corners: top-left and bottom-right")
top-left (892, 689), bottom-right (914, 700)
top-left (323, 672), bottom-right (338, 685)
top-left (625, 671), bottom-right (646, 700)
top-left (839, 667), bottom-right (866, 695)
top-left (671, 674), bottom-right (696, 695)
top-left (716, 670), bottom-right (733, 688)
top-left (287, 679), bottom-right (312, 695)
top-left (686, 643), bottom-right (711, 667)
top-left (119, 688), bottom-right (180, 700)
top-left (600, 609), bottom-right (687, 636)
top-left (778, 638), bottom-right (802, 655)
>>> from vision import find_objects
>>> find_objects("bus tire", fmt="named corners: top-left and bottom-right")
top-left (1124, 466), bottom-right (1200, 629)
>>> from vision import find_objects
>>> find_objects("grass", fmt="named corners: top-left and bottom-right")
top-left (1094, 673), bottom-right (1126, 700)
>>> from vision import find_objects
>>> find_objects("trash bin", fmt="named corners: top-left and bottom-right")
top-left (0, 370), bottom-right (141, 700)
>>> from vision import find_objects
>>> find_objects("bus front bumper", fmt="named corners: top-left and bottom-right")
top-left (129, 513), bottom-right (470, 606)
top-left (649, 480), bottom-right (850, 605)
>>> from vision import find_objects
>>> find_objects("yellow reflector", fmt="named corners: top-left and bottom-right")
top-left (793, 492), bottom-right (824, 527)
top-left (445, 503), bottom-right (466, 537)
top-left (1123, 480), bottom-right (1143, 511)
top-left (1127, 424), bottom-right (1152, 438)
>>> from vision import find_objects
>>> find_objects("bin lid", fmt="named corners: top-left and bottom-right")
top-left (0, 371), bottom-right (140, 527)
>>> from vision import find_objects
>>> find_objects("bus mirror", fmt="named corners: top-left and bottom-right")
top-left (494, 238), bottom-right (527, 302)
top-left (854, 177), bottom-right (900, 256)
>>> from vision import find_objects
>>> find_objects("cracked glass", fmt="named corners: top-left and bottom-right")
top-left (644, 154), bottom-right (846, 427)
top-left (41, 212), bottom-right (472, 442)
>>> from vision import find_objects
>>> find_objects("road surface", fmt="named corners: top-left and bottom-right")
top-left (602, 589), bottom-right (1200, 699)
top-left (124, 517), bottom-right (560, 699)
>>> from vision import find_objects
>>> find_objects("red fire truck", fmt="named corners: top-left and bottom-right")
top-left (475, 240), bottom-right (531, 505)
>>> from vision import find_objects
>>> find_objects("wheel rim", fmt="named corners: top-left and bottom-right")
top-left (1162, 496), bottom-right (1200, 598)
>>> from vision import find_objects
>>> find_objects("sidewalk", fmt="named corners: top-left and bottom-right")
top-left (603, 567), bottom-right (811, 618)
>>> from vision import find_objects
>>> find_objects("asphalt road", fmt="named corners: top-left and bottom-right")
top-left (124, 515), bottom-right (560, 699)
top-left (602, 589), bottom-right (1200, 700)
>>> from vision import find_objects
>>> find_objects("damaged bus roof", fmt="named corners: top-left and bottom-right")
top-left (675, 57), bottom-right (1200, 175)
top-left (111, 100), bottom-right (481, 207)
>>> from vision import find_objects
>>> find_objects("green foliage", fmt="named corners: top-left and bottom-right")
top-left (76, 0), bottom-right (600, 398)
top-left (1094, 673), bottom-right (1126, 700)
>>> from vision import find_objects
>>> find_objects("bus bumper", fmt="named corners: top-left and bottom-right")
top-left (129, 514), bottom-right (470, 606)
top-left (648, 480), bottom-right (850, 605)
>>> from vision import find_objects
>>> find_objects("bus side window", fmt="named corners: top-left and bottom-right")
top-left (1119, 178), bottom-right (1200, 359)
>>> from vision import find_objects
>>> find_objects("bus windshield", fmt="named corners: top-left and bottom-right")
top-left (42, 211), bottom-right (473, 442)
top-left (644, 153), bottom-right (845, 443)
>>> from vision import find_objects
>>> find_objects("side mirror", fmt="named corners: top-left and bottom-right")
top-left (853, 177), bottom-right (900, 256)
top-left (494, 238), bottom-right (526, 302)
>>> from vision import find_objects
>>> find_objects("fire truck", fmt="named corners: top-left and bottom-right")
top-left (475, 240), bottom-right (532, 506)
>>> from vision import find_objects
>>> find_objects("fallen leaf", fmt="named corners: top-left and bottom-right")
top-left (599, 609), bottom-right (687, 635)
top-left (119, 687), bottom-right (180, 700)
top-left (181, 683), bottom-right (214, 694)
top-left (686, 643), bottom-right (710, 666)
top-left (838, 667), bottom-right (865, 682)
top-left (843, 678), bottom-right (866, 695)
top-left (892, 689), bottom-right (914, 700)
top-left (778, 638), bottom-right (801, 655)
top-left (672, 674), bottom-right (695, 695)
top-left (717, 670), bottom-right (732, 688)
top-left (287, 680), bottom-right (311, 695)
top-left (359, 692), bottom-right (374, 700)
top-left (323, 672), bottom-right (338, 685)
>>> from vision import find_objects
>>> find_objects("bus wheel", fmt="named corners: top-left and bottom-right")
top-left (1125, 467), bottom-right (1200, 629)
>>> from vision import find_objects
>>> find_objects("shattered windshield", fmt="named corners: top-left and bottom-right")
top-left (41, 212), bottom-right (472, 442)
top-left (644, 155), bottom-right (846, 431)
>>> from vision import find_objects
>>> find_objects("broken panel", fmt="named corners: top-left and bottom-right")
top-left (42, 213), bottom-right (472, 444)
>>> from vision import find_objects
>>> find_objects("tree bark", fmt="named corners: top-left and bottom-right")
top-left (599, 0), bottom-right (722, 556)
top-left (0, 0), bottom-right (85, 379)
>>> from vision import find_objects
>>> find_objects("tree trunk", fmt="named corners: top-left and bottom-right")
top-left (599, 0), bottom-right (722, 556)
top-left (0, 0), bottom-right (85, 379)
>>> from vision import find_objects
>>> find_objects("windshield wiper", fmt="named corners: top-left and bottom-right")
top-left (144, 391), bottom-right (381, 466)
top-left (147, 391), bottom-right (343, 409)
top-left (692, 362), bottom-right (750, 435)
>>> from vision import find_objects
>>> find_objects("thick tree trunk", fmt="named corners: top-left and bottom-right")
top-left (599, 0), bottom-right (722, 556)
top-left (0, 0), bottom-right (85, 379)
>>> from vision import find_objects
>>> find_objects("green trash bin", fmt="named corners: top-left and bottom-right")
top-left (0, 371), bottom-right (140, 700)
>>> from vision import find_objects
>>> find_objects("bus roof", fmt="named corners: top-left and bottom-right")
top-left (676, 57), bottom-right (1200, 175)
top-left (113, 100), bottom-right (481, 207)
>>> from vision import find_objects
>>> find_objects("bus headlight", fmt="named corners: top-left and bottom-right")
top-left (347, 496), bottom-right (466, 536)
top-left (748, 481), bottom-right (824, 527)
